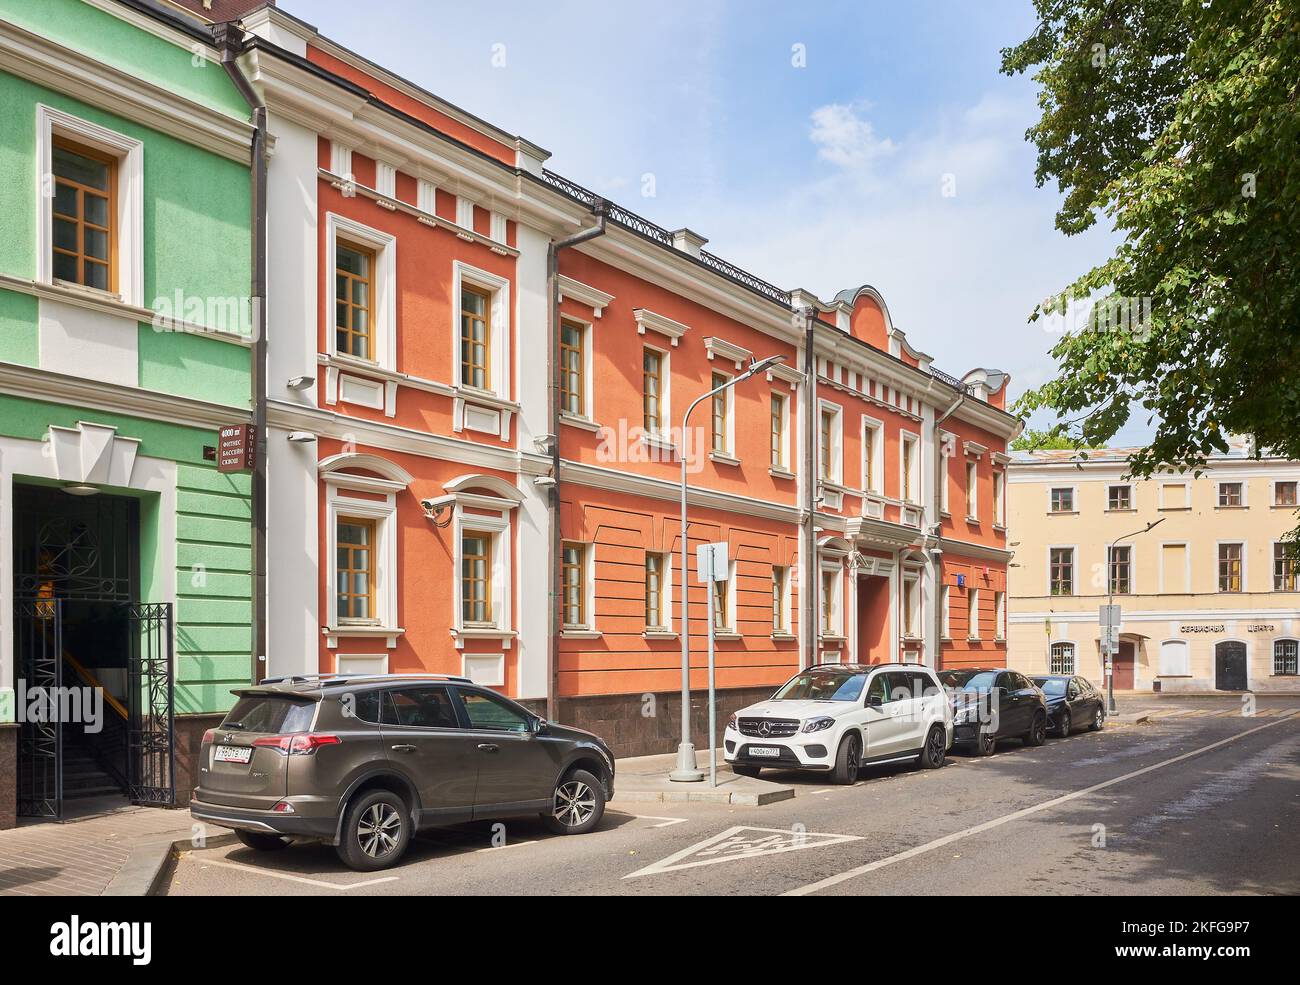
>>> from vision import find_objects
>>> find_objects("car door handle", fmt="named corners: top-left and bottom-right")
top-left (477, 743), bottom-right (499, 753)
top-left (390, 744), bottom-right (416, 753)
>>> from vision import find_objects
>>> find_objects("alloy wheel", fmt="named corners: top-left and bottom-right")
top-left (357, 802), bottom-right (402, 859)
top-left (1094, 707), bottom-right (1104, 729)
top-left (1060, 711), bottom-right (1071, 736)
top-left (927, 727), bottom-right (944, 765)
top-left (847, 737), bottom-right (861, 781)
top-left (553, 779), bottom-right (597, 828)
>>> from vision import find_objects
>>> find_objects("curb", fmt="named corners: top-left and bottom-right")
top-left (103, 831), bottom-right (236, 897)
top-left (1110, 712), bottom-right (1150, 725)
top-left (612, 785), bottom-right (795, 807)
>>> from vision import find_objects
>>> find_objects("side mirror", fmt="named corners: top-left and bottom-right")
top-left (532, 716), bottom-right (550, 735)
top-left (867, 695), bottom-right (883, 709)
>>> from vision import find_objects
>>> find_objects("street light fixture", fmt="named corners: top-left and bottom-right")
top-left (1105, 517), bottom-right (1164, 714)
top-left (669, 354), bottom-right (786, 782)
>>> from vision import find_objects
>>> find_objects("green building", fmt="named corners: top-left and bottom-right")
top-left (0, 0), bottom-right (257, 825)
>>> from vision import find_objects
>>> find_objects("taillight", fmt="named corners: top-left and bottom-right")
top-left (251, 733), bottom-right (341, 755)
top-left (202, 728), bottom-right (217, 745)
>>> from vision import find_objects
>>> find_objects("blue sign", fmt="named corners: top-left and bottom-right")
top-left (956, 574), bottom-right (966, 588)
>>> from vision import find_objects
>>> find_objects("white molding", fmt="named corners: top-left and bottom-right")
top-left (704, 336), bottom-right (752, 370)
top-left (557, 275), bottom-right (614, 317)
top-left (451, 260), bottom-right (511, 398)
top-left (326, 485), bottom-right (400, 638)
top-left (634, 307), bottom-right (689, 346)
top-left (325, 212), bottom-right (397, 370)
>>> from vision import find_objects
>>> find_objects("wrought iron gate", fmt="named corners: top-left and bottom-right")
top-left (126, 602), bottom-right (176, 805)
top-left (15, 599), bottom-right (63, 820)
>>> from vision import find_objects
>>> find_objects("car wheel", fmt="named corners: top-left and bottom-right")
top-left (1090, 705), bottom-right (1105, 731)
top-left (1057, 709), bottom-right (1072, 737)
top-left (831, 733), bottom-right (861, 785)
top-left (235, 830), bottom-right (290, 852)
top-left (918, 724), bottom-right (946, 769)
top-left (336, 789), bottom-right (411, 872)
top-left (731, 764), bottom-right (762, 779)
top-left (543, 769), bottom-right (606, 835)
top-left (1025, 711), bottom-right (1048, 747)
top-left (975, 730), bottom-right (997, 756)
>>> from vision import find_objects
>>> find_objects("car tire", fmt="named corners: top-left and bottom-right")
top-left (1025, 711), bottom-right (1048, 747)
top-left (918, 724), bottom-right (946, 769)
top-left (1057, 709), bottom-right (1072, 737)
top-left (543, 769), bottom-right (606, 836)
top-left (335, 789), bottom-right (411, 872)
top-left (831, 733), bottom-right (861, 785)
top-left (1090, 705), bottom-right (1105, 731)
top-left (731, 764), bottom-right (762, 778)
top-left (975, 730), bottom-right (997, 756)
top-left (235, 830), bottom-right (290, 852)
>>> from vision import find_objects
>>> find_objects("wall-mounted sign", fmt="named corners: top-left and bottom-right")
top-left (1247, 624), bottom-right (1276, 633)
top-left (956, 574), bottom-right (966, 588)
top-left (1179, 624), bottom-right (1226, 634)
top-left (217, 424), bottom-right (256, 473)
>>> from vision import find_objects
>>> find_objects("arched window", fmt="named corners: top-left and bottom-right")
top-left (1275, 639), bottom-right (1299, 677)
top-left (1159, 639), bottom-right (1190, 677)
top-left (1050, 641), bottom-right (1075, 675)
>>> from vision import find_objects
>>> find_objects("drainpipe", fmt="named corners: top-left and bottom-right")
top-left (217, 23), bottom-right (268, 686)
top-left (545, 200), bottom-right (607, 721)
top-left (801, 308), bottom-right (818, 671)
top-left (931, 390), bottom-right (965, 670)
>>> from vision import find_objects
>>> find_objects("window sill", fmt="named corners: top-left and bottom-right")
top-left (992, 523), bottom-right (1007, 532)
top-left (965, 516), bottom-right (980, 525)
top-left (640, 432), bottom-right (678, 454)
top-left (709, 451), bottom-right (741, 467)
top-left (1105, 508), bottom-right (1137, 514)
top-left (769, 467), bottom-right (795, 480)
top-left (712, 630), bottom-right (742, 641)
top-left (561, 628), bottom-right (602, 640)
top-left (643, 629), bottom-right (678, 640)
top-left (559, 413), bottom-right (603, 433)
top-left (771, 632), bottom-right (797, 642)
top-left (1271, 503), bottom-right (1298, 509)
top-left (1048, 510), bottom-right (1079, 516)
top-left (820, 634), bottom-right (846, 643)
top-left (451, 627), bottom-right (518, 648)
top-left (322, 625), bottom-right (405, 649)
top-left (1158, 507), bottom-right (1191, 512)
top-left (1214, 505), bottom-right (1247, 510)
top-left (452, 385), bottom-right (520, 412)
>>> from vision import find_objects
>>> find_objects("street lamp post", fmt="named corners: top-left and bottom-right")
top-left (1105, 518), bottom-right (1164, 714)
top-left (669, 354), bottom-right (786, 782)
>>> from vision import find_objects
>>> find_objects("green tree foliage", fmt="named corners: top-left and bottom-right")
top-left (1010, 429), bottom-right (1098, 451)
top-left (1002, 0), bottom-right (1299, 479)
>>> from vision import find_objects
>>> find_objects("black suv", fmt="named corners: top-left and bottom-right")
top-left (938, 668), bottom-right (1049, 756)
top-left (190, 674), bottom-right (615, 871)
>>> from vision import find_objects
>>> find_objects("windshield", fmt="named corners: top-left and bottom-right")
top-left (937, 670), bottom-right (999, 692)
top-left (1033, 678), bottom-right (1068, 695)
top-left (222, 696), bottom-right (316, 733)
top-left (772, 669), bottom-right (867, 701)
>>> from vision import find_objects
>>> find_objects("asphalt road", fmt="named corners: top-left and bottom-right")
top-left (165, 695), bottom-right (1300, 896)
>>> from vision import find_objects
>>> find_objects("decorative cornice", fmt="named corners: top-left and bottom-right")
top-left (559, 460), bottom-right (800, 523)
top-left (766, 362), bottom-right (803, 389)
top-left (557, 275), bottom-right (614, 317)
top-left (634, 308), bottom-right (690, 346)
top-left (703, 336), bottom-right (752, 370)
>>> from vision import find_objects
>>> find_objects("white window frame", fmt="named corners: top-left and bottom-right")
top-left (967, 588), bottom-right (980, 640)
top-left (993, 470), bottom-right (1006, 527)
top-left (326, 212), bottom-right (398, 370)
top-left (772, 564), bottom-right (793, 635)
top-left (941, 585), bottom-right (951, 638)
top-left (1273, 540), bottom-right (1299, 593)
top-left (819, 400), bottom-right (843, 485)
top-left (560, 541), bottom-right (596, 632)
top-left (558, 314), bottom-right (595, 422)
top-left (1159, 481), bottom-right (1189, 509)
top-left (708, 369), bottom-right (736, 460)
top-left (1158, 639), bottom-right (1190, 677)
top-left (1107, 483), bottom-right (1134, 511)
top-left (1158, 541), bottom-right (1192, 594)
top-left (862, 415), bottom-right (884, 495)
top-left (994, 591), bottom-right (1006, 639)
top-left (1108, 543), bottom-right (1135, 595)
top-left (453, 508), bottom-right (513, 638)
top-left (711, 559), bottom-right (739, 635)
top-left (644, 551), bottom-right (673, 633)
top-left (1050, 640), bottom-right (1076, 675)
top-left (1216, 539), bottom-right (1246, 593)
top-left (770, 390), bottom-right (791, 473)
top-left (902, 573), bottom-right (921, 639)
top-left (965, 460), bottom-right (979, 521)
top-left (326, 488), bottom-right (399, 633)
top-left (452, 260), bottom-right (511, 396)
top-left (1048, 485), bottom-right (1076, 513)
top-left (1216, 479), bottom-right (1247, 508)
top-left (819, 561), bottom-right (843, 638)
top-left (900, 430), bottom-right (920, 504)
top-left (1271, 479), bottom-right (1299, 508)
top-left (641, 342), bottom-right (673, 447)
top-left (37, 104), bottom-right (144, 307)
top-left (1048, 545), bottom-right (1077, 597)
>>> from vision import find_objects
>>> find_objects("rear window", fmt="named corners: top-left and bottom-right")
top-left (937, 670), bottom-right (999, 692)
top-left (222, 696), bottom-right (316, 734)
top-left (1034, 678), bottom-right (1068, 695)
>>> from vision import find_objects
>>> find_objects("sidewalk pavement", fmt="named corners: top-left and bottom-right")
top-left (613, 749), bottom-right (797, 806)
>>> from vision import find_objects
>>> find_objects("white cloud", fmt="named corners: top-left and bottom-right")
top-left (809, 102), bottom-right (898, 169)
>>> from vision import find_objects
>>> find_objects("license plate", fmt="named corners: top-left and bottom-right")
top-left (214, 745), bottom-right (252, 764)
top-left (749, 746), bottom-right (781, 758)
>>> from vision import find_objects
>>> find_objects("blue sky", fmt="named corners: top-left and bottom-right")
top-left (297, 0), bottom-right (1139, 441)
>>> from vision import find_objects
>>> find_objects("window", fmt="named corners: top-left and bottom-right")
top-left (993, 471), bottom-right (1005, 525)
top-left (941, 585), bottom-right (951, 638)
top-left (559, 320), bottom-right (585, 416)
top-left (1276, 481), bottom-right (1297, 507)
top-left (1050, 487), bottom-right (1074, 513)
top-left (772, 566), bottom-right (788, 633)
top-left (459, 690), bottom-right (532, 733)
top-left (1108, 484), bottom-right (1132, 511)
top-left (334, 242), bottom-right (374, 359)
top-left (995, 591), bottom-right (1005, 640)
top-left (1218, 543), bottom-right (1243, 592)
top-left (645, 552), bottom-right (667, 629)
top-left (710, 372), bottom-right (730, 454)
top-left (902, 577), bottom-right (920, 638)
top-left (383, 686), bottom-right (458, 729)
top-left (1050, 547), bottom-right (1075, 596)
top-left (1159, 640), bottom-right (1189, 677)
top-left (336, 518), bottom-right (375, 622)
top-left (460, 284), bottom-right (491, 389)
top-left (967, 589), bottom-right (980, 639)
top-left (863, 420), bottom-right (883, 494)
top-left (643, 347), bottom-right (663, 434)
top-left (1274, 639), bottom-right (1299, 676)
top-left (52, 138), bottom-right (115, 292)
top-left (561, 543), bottom-right (586, 627)
top-left (901, 433), bottom-right (918, 503)
top-left (1050, 642), bottom-right (1075, 675)
top-left (1218, 481), bottom-right (1243, 507)
top-left (712, 575), bottom-right (729, 631)
top-left (819, 408), bottom-right (836, 481)
top-left (770, 393), bottom-right (786, 469)
top-left (1161, 482), bottom-right (1188, 509)
top-left (1162, 543), bottom-right (1188, 593)
top-left (462, 530), bottom-right (493, 624)
top-left (1109, 545), bottom-right (1132, 595)
top-left (1274, 543), bottom-right (1297, 591)
top-left (965, 461), bottom-right (978, 519)
top-left (821, 569), bottom-right (839, 635)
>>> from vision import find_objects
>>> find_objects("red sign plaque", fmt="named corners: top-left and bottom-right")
top-left (217, 424), bottom-right (256, 473)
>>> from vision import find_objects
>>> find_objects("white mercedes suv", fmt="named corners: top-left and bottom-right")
top-left (723, 663), bottom-right (953, 784)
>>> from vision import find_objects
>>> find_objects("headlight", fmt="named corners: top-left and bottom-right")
top-left (952, 704), bottom-right (976, 724)
top-left (726, 713), bottom-right (737, 731)
top-left (802, 716), bottom-right (836, 733)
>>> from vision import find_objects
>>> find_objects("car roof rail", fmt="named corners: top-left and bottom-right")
top-left (257, 672), bottom-right (473, 686)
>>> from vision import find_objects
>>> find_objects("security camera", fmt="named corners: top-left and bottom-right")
top-left (287, 431), bottom-right (315, 443)
top-left (419, 498), bottom-right (437, 512)
top-left (534, 476), bottom-right (556, 488)
top-left (287, 376), bottom-right (314, 390)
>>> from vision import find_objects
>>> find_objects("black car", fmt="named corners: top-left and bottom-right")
top-left (937, 668), bottom-right (1048, 756)
top-left (1031, 675), bottom-right (1105, 736)
top-left (191, 673), bottom-right (615, 871)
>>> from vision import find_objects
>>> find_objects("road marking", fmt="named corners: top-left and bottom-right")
top-left (194, 857), bottom-right (399, 891)
top-left (624, 825), bottom-right (862, 879)
top-left (783, 710), bottom-right (1298, 896)
top-left (616, 812), bottom-right (689, 828)
top-left (474, 840), bottom-right (538, 852)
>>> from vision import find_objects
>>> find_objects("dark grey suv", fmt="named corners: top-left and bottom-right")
top-left (190, 674), bottom-right (615, 871)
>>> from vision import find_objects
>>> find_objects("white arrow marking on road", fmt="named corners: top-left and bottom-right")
top-left (784, 709), bottom-right (1299, 896)
top-left (624, 825), bottom-right (862, 879)
top-left (616, 812), bottom-right (690, 827)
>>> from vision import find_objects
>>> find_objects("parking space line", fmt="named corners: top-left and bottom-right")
top-left (783, 710), bottom-right (1299, 897)
top-left (474, 840), bottom-right (539, 852)
top-left (614, 812), bottom-right (689, 827)
top-left (192, 857), bottom-right (399, 891)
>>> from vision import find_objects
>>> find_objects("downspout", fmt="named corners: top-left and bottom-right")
top-left (802, 308), bottom-right (818, 671)
top-left (218, 24), bottom-right (268, 686)
top-left (931, 389), bottom-right (965, 670)
top-left (545, 200), bottom-right (607, 721)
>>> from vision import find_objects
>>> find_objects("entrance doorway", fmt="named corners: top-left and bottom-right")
top-left (1215, 641), bottom-right (1248, 691)
top-left (1112, 640), bottom-right (1136, 690)
top-left (856, 574), bottom-right (890, 663)
top-left (12, 484), bottom-right (175, 820)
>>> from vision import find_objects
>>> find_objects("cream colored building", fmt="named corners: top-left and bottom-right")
top-left (1007, 443), bottom-right (1300, 692)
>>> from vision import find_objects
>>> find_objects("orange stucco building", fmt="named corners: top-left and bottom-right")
top-left (236, 6), bottom-right (1022, 754)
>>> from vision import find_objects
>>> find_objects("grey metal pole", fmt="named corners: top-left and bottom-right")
top-left (706, 544), bottom-right (717, 788)
top-left (1105, 518), bottom-right (1164, 714)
